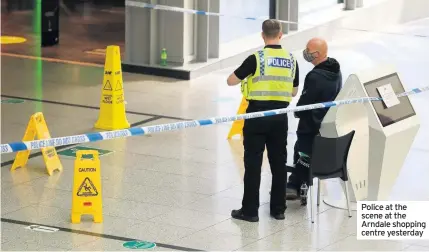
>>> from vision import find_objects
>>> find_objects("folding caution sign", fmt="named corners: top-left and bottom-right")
top-left (227, 96), bottom-right (248, 139)
top-left (11, 112), bottom-right (62, 176)
top-left (94, 45), bottom-right (130, 130)
top-left (71, 150), bottom-right (103, 223)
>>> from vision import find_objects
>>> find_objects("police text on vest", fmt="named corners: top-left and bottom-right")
top-left (267, 57), bottom-right (292, 68)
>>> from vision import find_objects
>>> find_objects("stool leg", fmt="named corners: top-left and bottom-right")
top-left (344, 180), bottom-right (352, 218)
top-left (309, 185), bottom-right (314, 223)
top-left (317, 179), bottom-right (321, 206)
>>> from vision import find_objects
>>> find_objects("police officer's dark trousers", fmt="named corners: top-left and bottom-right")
top-left (287, 133), bottom-right (317, 190)
top-left (242, 105), bottom-right (288, 217)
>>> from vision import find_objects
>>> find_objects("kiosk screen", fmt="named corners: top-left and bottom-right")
top-left (364, 73), bottom-right (416, 127)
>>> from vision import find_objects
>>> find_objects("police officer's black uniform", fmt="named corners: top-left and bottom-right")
top-left (230, 44), bottom-right (300, 222)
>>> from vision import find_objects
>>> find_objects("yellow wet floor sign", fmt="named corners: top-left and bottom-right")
top-left (11, 112), bottom-right (63, 176)
top-left (71, 150), bottom-right (103, 223)
top-left (227, 97), bottom-right (248, 139)
top-left (94, 45), bottom-right (130, 130)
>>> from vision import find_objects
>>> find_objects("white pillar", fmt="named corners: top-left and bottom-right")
top-left (208, 0), bottom-right (219, 59)
top-left (356, 0), bottom-right (363, 8)
top-left (125, 0), bottom-right (189, 66)
top-left (277, 0), bottom-right (290, 34)
top-left (196, 0), bottom-right (209, 62)
top-left (289, 0), bottom-right (298, 31)
top-left (345, 0), bottom-right (356, 10)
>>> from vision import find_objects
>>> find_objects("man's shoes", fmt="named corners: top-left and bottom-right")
top-left (286, 188), bottom-right (299, 200)
top-left (270, 213), bottom-right (285, 220)
top-left (231, 209), bottom-right (259, 222)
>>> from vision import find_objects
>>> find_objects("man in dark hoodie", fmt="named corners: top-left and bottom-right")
top-left (286, 37), bottom-right (342, 200)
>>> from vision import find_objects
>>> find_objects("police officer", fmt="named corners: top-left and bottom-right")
top-left (227, 19), bottom-right (300, 222)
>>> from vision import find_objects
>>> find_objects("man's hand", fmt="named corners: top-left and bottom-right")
top-left (227, 73), bottom-right (241, 86)
top-left (292, 87), bottom-right (298, 97)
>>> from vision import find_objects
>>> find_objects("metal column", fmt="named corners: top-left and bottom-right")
top-left (159, 0), bottom-right (186, 64)
top-left (277, 0), bottom-right (290, 35)
top-left (196, 0), bottom-right (209, 62)
top-left (208, 0), bottom-right (219, 59)
top-left (289, 0), bottom-right (298, 31)
top-left (345, 0), bottom-right (356, 10)
top-left (125, 0), bottom-right (152, 65)
top-left (356, 0), bottom-right (363, 8)
top-left (269, 0), bottom-right (276, 19)
top-left (125, 0), bottom-right (187, 66)
top-left (149, 0), bottom-right (159, 65)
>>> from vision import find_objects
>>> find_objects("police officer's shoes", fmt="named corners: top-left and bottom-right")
top-left (231, 209), bottom-right (259, 222)
top-left (270, 213), bottom-right (285, 220)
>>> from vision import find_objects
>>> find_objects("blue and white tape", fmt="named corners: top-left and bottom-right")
top-left (124, 0), bottom-right (428, 38)
top-left (1, 86), bottom-right (428, 154)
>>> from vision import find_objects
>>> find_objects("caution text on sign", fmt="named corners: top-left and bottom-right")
top-left (357, 201), bottom-right (429, 240)
top-left (71, 150), bottom-right (103, 224)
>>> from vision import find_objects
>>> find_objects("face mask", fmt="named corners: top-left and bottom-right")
top-left (303, 49), bottom-right (316, 62)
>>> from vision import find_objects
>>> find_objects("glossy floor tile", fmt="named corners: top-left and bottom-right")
top-left (1, 17), bottom-right (429, 251)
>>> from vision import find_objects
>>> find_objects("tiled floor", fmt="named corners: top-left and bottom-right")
top-left (1, 16), bottom-right (429, 251)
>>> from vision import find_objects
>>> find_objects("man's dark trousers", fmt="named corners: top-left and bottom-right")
top-left (287, 133), bottom-right (317, 190)
top-left (242, 107), bottom-right (288, 217)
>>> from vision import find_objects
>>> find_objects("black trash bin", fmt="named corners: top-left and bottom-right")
top-left (41, 0), bottom-right (59, 47)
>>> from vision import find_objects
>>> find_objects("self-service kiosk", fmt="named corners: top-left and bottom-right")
top-left (320, 65), bottom-right (420, 210)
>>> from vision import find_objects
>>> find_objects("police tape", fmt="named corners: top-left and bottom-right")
top-left (124, 0), bottom-right (428, 38)
top-left (1, 86), bottom-right (428, 154)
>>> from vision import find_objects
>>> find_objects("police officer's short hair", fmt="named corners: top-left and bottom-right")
top-left (262, 19), bottom-right (282, 38)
